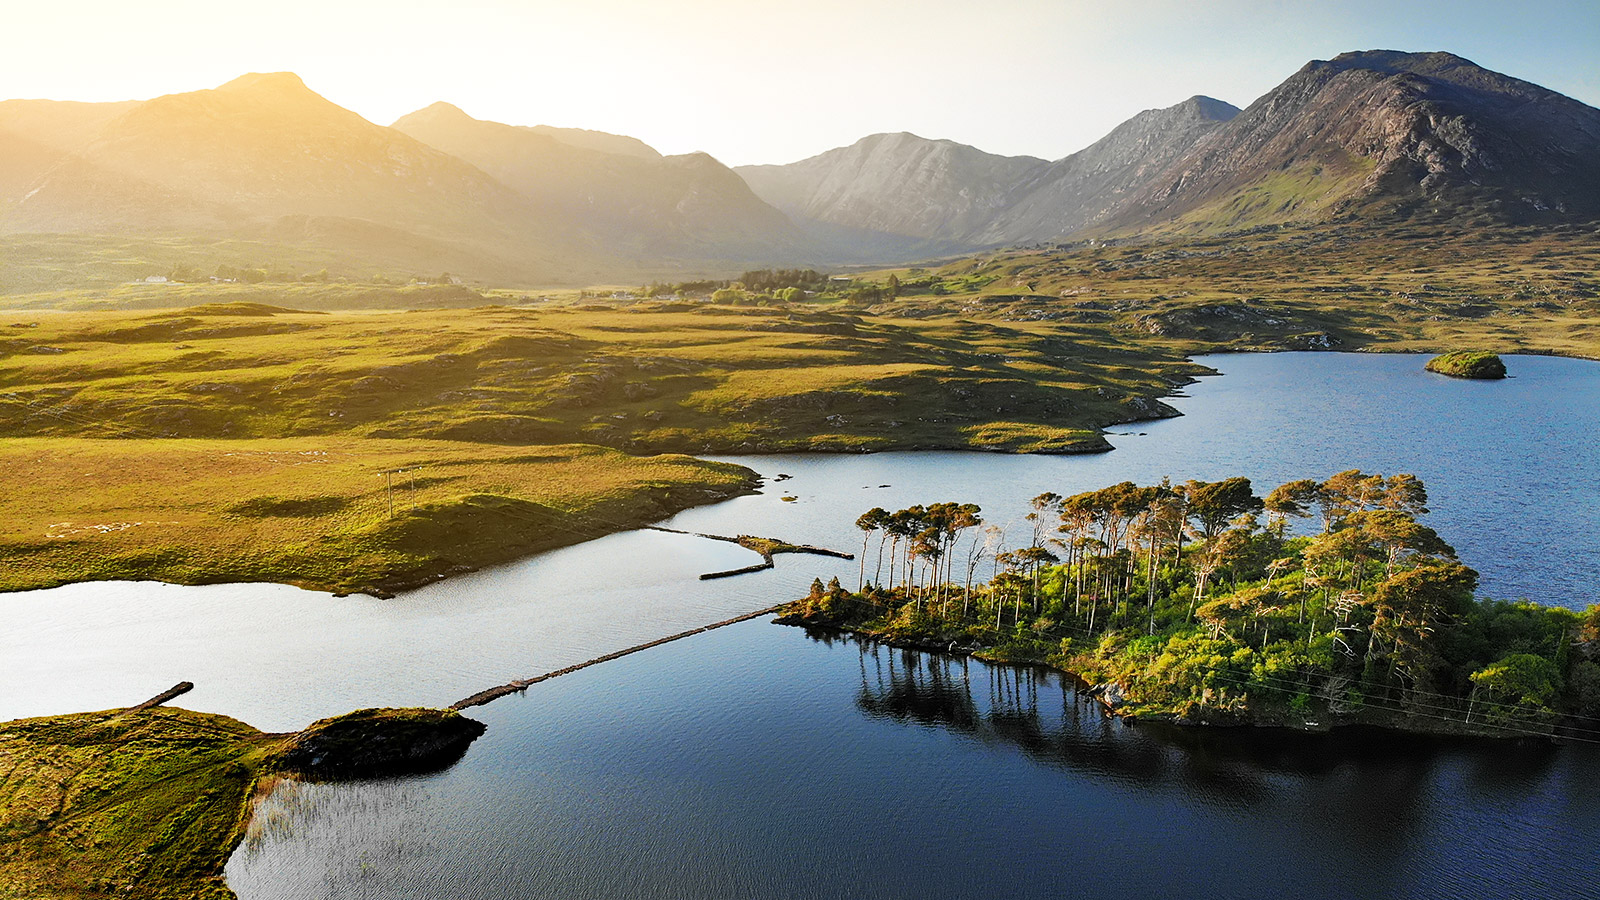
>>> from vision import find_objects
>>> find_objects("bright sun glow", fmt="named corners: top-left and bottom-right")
top-left (4, 0), bottom-right (1597, 165)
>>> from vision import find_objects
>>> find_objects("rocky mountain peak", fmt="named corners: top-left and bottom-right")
top-left (1324, 49), bottom-right (1470, 73)
top-left (1178, 95), bottom-right (1241, 122)
top-left (1102, 48), bottom-right (1600, 231)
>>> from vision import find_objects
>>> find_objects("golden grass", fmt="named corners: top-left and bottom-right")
top-left (689, 363), bottom-right (937, 405)
top-left (959, 421), bottom-right (1107, 453)
top-left (7, 221), bottom-right (1592, 596)
top-left (0, 302), bottom-right (1202, 455)
top-left (0, 301), bottom-right (1205, 593)
top-left (0, 437), bottom-right (754, 595)
top-left (865, 221), bottom-right (1600, 360)
top-left (0, 706), bottom-right (272, 899)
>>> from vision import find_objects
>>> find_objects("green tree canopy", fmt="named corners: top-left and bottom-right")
top-left (1470, 653), bottom-right (1562, 712)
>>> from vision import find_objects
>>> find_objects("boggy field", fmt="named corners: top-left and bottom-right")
top-left (0, 300), bottom-right (1203, 595)
top-left (0, 301), bottom-right (1200, 453)
top-left (0, 437), bottom-right (755, 595)
top-left (869, 222), bottom-right (1600, 358)
top-left (2, 220), bottom-right (1598, 597)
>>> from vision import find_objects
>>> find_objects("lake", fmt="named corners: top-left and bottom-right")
top-left (2, 351), bottom-right (1598, 898)
top-left (225, 619), bottom-right (1600, 900)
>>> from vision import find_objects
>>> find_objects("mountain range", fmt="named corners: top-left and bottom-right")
top-left (0, 50), bottom-right (1595, 286)
top-left (389, 102), bottom-right (807, 264)
top-left (743, 51), bottom-right (1600, 250)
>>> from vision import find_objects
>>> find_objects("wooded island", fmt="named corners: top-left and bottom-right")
top-left (780, 472), bottom-right (1600, 737)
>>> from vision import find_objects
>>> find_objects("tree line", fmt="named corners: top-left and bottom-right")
top-left (790, 471), bottom-right (1600, 733)
top-left (640, 269), bottom-right (831, 300)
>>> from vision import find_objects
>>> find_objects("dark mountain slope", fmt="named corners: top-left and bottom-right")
top-left (975, 96), bottom-right (1239, 244)
top-left (393, 102), bottom-right (810, 263)
top-left (1104, 50), bottom-right (1600, 232)
top-left (736, 133), bottom-right (1049, 248)
top-left (734, 99), bottom-right (1241, 255)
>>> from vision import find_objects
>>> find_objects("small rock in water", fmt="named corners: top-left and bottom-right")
top-left (1101, 682), bottom-right (1125, 709)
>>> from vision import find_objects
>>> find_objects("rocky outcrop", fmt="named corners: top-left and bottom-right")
top-left (275, 708), bottom-right (486, 780)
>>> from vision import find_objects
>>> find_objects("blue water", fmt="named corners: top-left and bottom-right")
top-left (4, 351), bottom-right (1598, 898)
top-left (700, 352), bottom-right (1600, 609)
top-left (5, 353), bottom-right (1593, 731)
top-left (215, 352), bottom-right (1600, 899)
top-left (226, 620), bottom-right (1600, 900)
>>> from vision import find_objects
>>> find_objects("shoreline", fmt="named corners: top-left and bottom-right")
top-left (0, 702), bottom-right (485, 899)
top-left (774, 614), bottom-right (1574, 743)
top-left (0, 411), bottom-right (1163, 600)
top-left (1, 597), bottom-right (799, 898)
top-left (0, 464), bottom-right (764, 599)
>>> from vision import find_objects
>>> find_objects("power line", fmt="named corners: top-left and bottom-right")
top-left (0, 391), bottom-right (306, 464)
top-left (849, 554), bottom-right (1600, 727)
top-left (825, 589), bottom-right (1600, 742)
top-left (2, 388), bottom-right (749, 549)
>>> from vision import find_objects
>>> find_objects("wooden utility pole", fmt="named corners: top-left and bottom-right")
top-left (380, 466), bottom-right (421, 517)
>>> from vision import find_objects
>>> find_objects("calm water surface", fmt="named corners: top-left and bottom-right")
top-left (3, 353), bottom-right (1595, 730)
top-left (226, 622), bottom-right (1600, 900)
top-left (2, 352), bottom-right (1598, 897)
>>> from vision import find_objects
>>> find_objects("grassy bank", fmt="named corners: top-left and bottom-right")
top-left (0, 705), bottom-right (480, 899)
top-left (0, 437), bottom-right (756, 595)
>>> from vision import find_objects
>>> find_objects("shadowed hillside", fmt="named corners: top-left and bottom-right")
top-left (738, 51), bottom-right (1599, 253)
top-left (392, 102), bottom-right (810, 263)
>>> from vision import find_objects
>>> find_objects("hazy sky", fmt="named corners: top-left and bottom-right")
top-left (6, 0), bottom-right (1598, 166)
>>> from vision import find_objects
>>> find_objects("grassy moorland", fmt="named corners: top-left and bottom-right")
top-left (0, 301), bottom-right (1201, 454)
top-left (7, 280), bottom-right (511, 312)
top-left (0, 705), bottom-right (479, 899)
top-left (0, 233), bottom-right (370, 297)
top-left (0, 437), bottom-right (756, 595)
top-left (861, 222), bottom-right (1600, 359)
top-left (0, 300), bottom-right (1202, 595)
top-left (2, 222), bottom-right (1597, 599)
top-left (0, 232), bottom-right (567, 300)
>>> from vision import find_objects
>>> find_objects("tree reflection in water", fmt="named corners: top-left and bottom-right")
top-left (824, 628), bottom-right (1581, 873)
